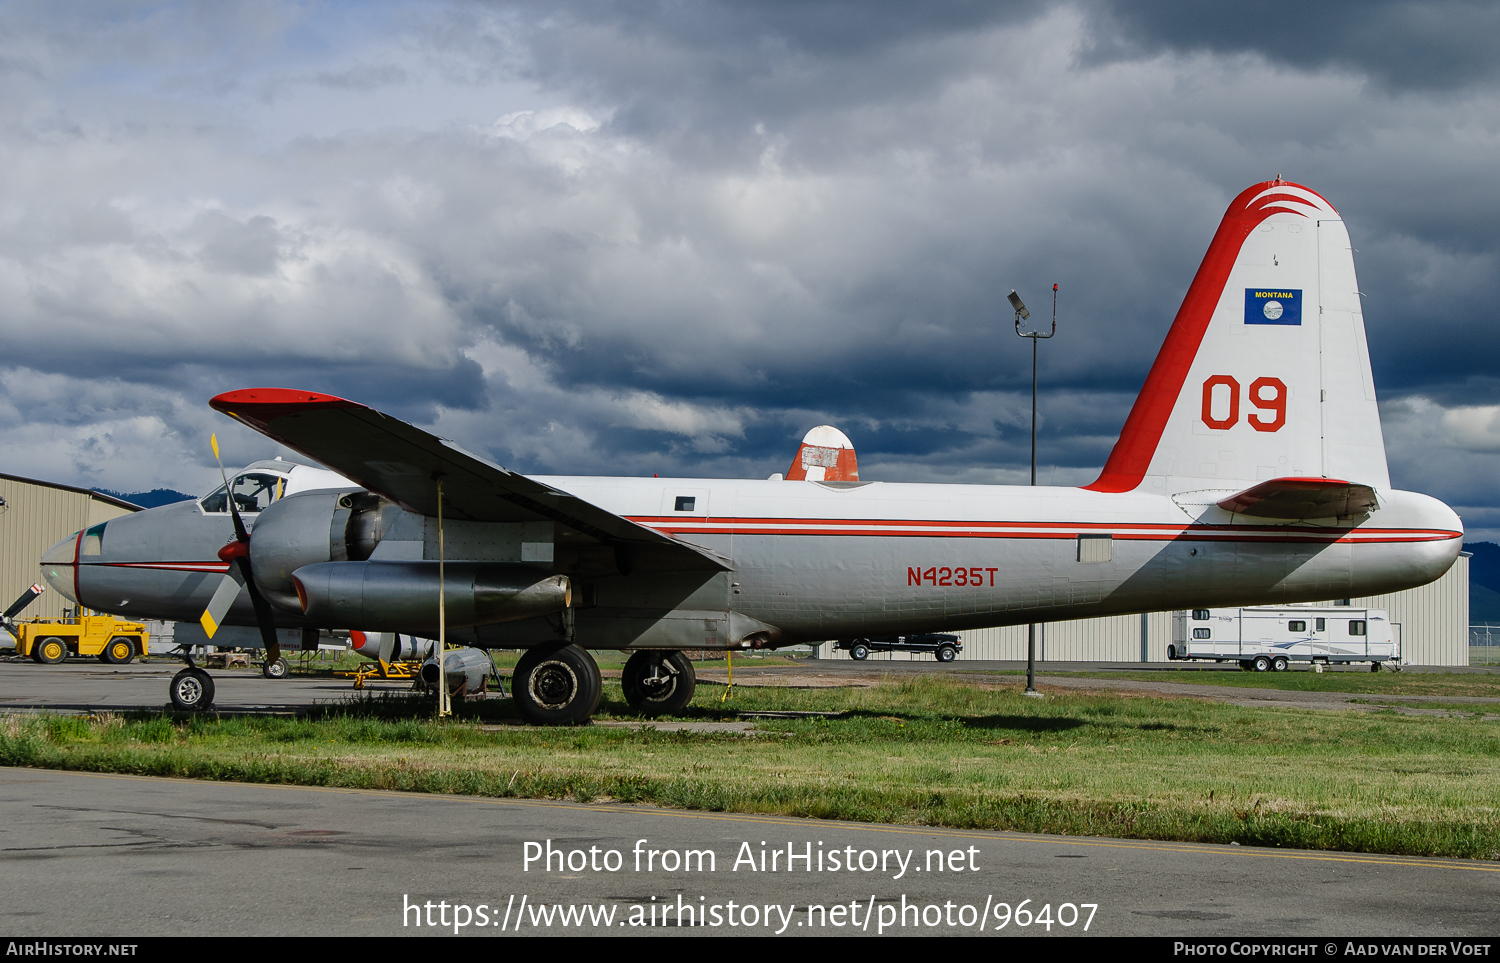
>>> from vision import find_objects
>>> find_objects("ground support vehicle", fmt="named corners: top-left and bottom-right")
top-left (1168, 607), bottom-right (1398, 671)
top-left (5, 615), bottom-right (150, 665)
top-left (834, 633), bottom-right (962, 662)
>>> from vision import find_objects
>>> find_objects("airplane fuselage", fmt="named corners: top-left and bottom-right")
top-left (44, 474), bottom-right (1461, 651)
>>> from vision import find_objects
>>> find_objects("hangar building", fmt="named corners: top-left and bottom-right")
top-left (0, 473), bottom-right (139, 621)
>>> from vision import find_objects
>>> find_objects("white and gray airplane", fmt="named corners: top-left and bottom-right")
top-left (36, 180), bottom-right (1462, 724)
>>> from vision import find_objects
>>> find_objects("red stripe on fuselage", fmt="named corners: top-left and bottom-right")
top-left (90, 561), bottom-right (231, 573)
top-left (627, 515), bottom-right (1458, 544)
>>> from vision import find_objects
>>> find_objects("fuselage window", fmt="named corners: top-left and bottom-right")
top-left (201, 473), bottom-right (285, 514)
top-left (674, 496), bottom-right (696, 512)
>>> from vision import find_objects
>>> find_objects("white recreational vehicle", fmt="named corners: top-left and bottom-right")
top-left (1168, 607), bottom-right (1399, 672)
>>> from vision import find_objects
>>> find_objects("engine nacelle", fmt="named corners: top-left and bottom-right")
top-left (290, 561), bottom-right (571, 634)
top-left (249, 489), bottom-right (403, 613)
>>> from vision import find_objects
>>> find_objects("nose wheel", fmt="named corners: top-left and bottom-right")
top-left (622, 650), bottom-right (696, 716)
top-left (170, 667), bottom-right (215, 711)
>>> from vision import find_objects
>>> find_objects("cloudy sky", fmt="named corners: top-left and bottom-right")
top-left (3, 1), bottom-right (1499, 535)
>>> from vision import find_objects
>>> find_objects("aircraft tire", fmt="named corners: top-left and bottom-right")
top-left (1253, 656), bottom-right (1271, 672)
top-left (622, 650), bottom-right (696, 716)
top-left (1272, 656), bottom-right (1289, 672)
top-left (263, 657), bottom-right (289, 680)
top-left (849, 642), bottom-right (870, 661)
top-left (35, 637), bottom-right (67, 664)
top-left (513, 643), bottom-right (601, 726)
top-left (170, 668), bottom-right (215, 711)
top-left (103, 636), bottom-right (136, 665)
top-left (936, 645), bottom-right (957, 663)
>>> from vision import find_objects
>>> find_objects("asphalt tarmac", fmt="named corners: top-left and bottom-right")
top-left (2, 659), bottom-right (1499, 939)
top-left (2, 657), bottom-right (1497, 718)
top-left (3, 767), bottom-right (1498, 938)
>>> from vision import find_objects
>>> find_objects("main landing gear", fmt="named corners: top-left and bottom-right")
top-left (512, 643), bottom-right (603, 726)
top-left (507, 646), bottom-right (699, 724)
top-left (621, 650), bottom-right (696, 716)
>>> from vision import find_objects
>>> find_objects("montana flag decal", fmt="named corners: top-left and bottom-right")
top-left (1245, 288), bottom-right (1302, 325)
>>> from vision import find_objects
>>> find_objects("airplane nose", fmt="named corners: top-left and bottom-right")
top-left (39, 532), bottom-right (79, 604)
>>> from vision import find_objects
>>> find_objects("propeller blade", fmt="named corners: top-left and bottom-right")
top-left (239, 557), bottom-right (282, 663)
top-left (199, 566), bottom-right (246, 639)
top-left (3, 583), bottom-right (45, 621)
top-left (206, 434), bottom-right (281, 664)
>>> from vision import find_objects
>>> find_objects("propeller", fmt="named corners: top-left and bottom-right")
top-left (198, 434), bottom-right (284, 670)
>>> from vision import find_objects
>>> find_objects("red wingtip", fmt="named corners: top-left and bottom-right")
top-left (210, 388), bottom-right (359, 412)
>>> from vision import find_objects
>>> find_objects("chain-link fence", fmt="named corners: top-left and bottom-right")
top-left (1469, 625), bottom-right (1500, 665)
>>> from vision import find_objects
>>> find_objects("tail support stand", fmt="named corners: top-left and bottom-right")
top-left (720, 648), bottom-right (734, 702)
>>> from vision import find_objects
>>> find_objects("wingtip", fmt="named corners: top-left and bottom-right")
top-left (209, 388), bottom-right (361, 413)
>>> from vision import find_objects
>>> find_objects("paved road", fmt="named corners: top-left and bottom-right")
top-left (2, 768), bottom-right (1497, 938)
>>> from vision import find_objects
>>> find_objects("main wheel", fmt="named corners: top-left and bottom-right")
top-left (263, 657), bottom-right (288, 679)
top-left (170, 668), bottom-right (215, 711)
top-left (1253, 655), bottom-right (1271, 672)
top-left (103, 636), bottom-right (136, 665)
top-left (1272, 656), bottom-right (1289, 672)
top-left (35, 637), bottom-right (67, 664)
top-left (849, 642), bottom-right (870, 661)
top-left (622, 651), bottom-right (696, 716)
top-left (935, 645), bottom-right (957, 662)
top-left (513, 644), bottom-right (601, 725)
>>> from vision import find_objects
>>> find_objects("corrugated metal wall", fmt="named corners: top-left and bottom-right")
top-left (818, 556), bottom-right (1470, 666)
top-left (1331, 554), bottom-right (1468, 666)
top-left (0, 476), bottom-right (136, 621)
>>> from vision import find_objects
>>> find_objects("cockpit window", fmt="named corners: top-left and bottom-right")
top-left (200, 473), bottom-right (284, 514)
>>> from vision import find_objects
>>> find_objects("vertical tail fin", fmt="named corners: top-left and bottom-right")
top-left (1086, 180), bottom-right (1388, 496)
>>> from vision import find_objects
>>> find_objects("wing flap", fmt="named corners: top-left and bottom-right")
top-left (1216, 476), bottom-right (1379, 519)
top-left (210, 388), bottom-right (729, 570)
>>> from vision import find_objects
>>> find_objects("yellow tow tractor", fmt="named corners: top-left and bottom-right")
top-left (0, 583), bottom-right (149, 665)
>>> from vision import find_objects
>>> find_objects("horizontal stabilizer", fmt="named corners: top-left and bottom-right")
top-left (1216, 477), bottom-right (1378, 519)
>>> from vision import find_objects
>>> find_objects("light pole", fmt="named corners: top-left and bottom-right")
top-left (1011, 284), bottom-right (1057, 696)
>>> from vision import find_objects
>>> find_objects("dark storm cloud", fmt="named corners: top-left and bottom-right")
top-left (0, 0), bottom-right (1497, 532)
top-left (1082, 0), bottom-right (1500, 92)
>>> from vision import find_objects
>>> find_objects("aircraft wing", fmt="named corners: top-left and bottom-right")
top-left (210, 389), bottom-right (730, 570)
top-left (1216, 477), bottom-right (1379, 519)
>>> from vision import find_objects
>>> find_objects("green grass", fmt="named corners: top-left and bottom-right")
top-left (1033, 668), bottom-right (1500, 699)
top-left (5, 675), bottom-right (1500, 859)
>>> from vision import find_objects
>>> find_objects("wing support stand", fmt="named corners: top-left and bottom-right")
top-left (436, 476), bottom-right (451, 719)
